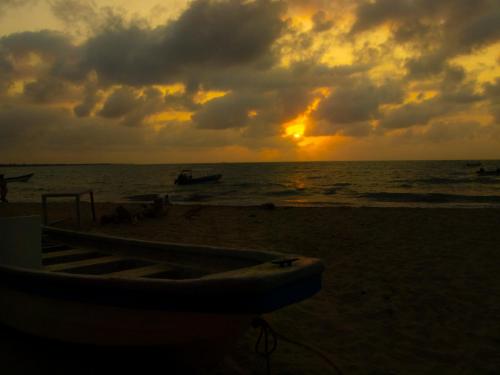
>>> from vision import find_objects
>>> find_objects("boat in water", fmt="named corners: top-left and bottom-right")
top-left (0, 218), bottom-right (323, 365)
top-left (477, 168), bottom-right (500, 176)
top-left (174, 169), bottom-right (222, 185)
top-left (5, 172), bottom-right (34, 183)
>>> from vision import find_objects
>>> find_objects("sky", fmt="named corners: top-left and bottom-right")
top-left (1, 0), bottom-right (500, 163)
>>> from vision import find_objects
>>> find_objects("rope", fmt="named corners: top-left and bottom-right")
top-left (252, 317), bottom-right (277, 375)
top-left (251, 317), bottom-right (343, 375)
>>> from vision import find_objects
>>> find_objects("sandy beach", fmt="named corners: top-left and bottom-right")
top-left (1, 202), bottom-right (500, 374)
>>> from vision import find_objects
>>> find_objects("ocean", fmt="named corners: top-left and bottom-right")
top-left (2, 161), bottom-right (500, 208)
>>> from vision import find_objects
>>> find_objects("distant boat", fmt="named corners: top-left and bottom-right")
top-left (174, 169), bottom-right (222, 185)
top-left (466, 162), bottom-right (482, 167)
top-left (477, 168), bottom-right (500, 176)
top-left (0, 224), bottom-right (323, 365)
top-left (5, 172), bottom-right (34, 183)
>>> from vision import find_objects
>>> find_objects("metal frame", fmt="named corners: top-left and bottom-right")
top-left (41, 190), bottom-right (96, 227)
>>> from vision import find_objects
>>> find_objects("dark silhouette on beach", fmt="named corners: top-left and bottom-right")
top-left (0, 174), bottom-right (8, 203)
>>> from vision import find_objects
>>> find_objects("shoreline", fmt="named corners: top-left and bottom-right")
top-left (3, 199), bottom-right (500, 209)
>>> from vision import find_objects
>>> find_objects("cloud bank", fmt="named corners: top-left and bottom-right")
top-left (0, 0), bottom-right (499, 162)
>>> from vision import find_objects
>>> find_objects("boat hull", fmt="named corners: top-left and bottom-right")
top-left (175, 174), bottom-right (222, 185)
top-left (5, 173), bottom-right (34, 183)
top-left (0, 285), bottom-right (253, 349)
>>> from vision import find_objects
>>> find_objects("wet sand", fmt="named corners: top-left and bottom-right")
top-left (1, 202), bottom-right (500, 374)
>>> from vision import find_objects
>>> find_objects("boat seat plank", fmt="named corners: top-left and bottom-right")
top-left (42, 244), bottom-right (72, 253)
top-left (42, 249), bottom-right (95, 259)
top-left (106, 264), bottom-right (174, 278)
top-left (45, 256), bottom-right (123, 272)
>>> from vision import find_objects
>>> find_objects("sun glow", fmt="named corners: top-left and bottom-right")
top-left (282, 95), bottom-right (325, 145)
top-left (155, 84), bottom-right (186, 96)
top-left (284, 119), bottom-right (306, 139)
top-left (145, 110), bottom-right (192, 126)
top-left (193, 89), bottom-right (229, 104)
top-left (7, 80), bottom-right (32, 96)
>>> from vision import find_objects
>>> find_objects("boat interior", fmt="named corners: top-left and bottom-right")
top-left (41, 229), bottom-right (274, 280)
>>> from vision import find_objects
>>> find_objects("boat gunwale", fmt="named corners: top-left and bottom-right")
top-left (0, 263), bottom-right (323, 314)
top-left (43, 226), bottom-right (283, 262)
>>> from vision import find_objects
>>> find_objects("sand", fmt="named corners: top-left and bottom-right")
top-left (1, 202), bottom-right (500, 374)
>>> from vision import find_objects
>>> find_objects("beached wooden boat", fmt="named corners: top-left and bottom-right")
top-left (175, 169), bottom-right (222, 185)
top-left (5, 172), bottom-right (34, 183)
top-left (0, 221), bottom-right (323, 363)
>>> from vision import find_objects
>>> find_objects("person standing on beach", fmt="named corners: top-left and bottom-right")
top-left (0, 174), bottom-right (8, 203)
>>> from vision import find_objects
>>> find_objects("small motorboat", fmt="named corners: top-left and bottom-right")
top-left (174, 169), bottom-right (222, 185)
top-left (476, 168), bottom-right (500, 176)
top-left (0, 217), bottom-right (323, 366)
top-left (5, 172), bottom-right (34, 183)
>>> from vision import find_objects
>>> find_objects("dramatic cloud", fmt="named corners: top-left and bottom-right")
top-left (352, 0), bottom-right (500, 78)
top-left (99, 87), bottom-right (141, 118)
top-left (98, 86), bottom-right (166, 126)
top-left (49, 0), bottom-right (99, 30)
top-left (79, 0), bottom-right (286, 86)
top-left (193, 92), bottom-right (261, 129)
top-left (23, 77), bottom-right (76, 103)
top-left (0, 30), bottom-right (72, 60)
top-left (164, 0), bottom-right (285, 66)
top-left (311, 11), bottom-right (334, 33)
top-left (74, 81), bottom-right (101, 117)
top-left (484, 78), bottom-right (500, 123)
top-left (484, 78), bottom-right (500, 99)
top-left (310, 78), bottom-right (404, 135)
top-left (380, 98), bottom-right (450, 130)
top-left (0, 0), bottom-right (499, 162)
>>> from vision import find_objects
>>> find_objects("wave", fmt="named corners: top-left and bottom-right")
top-left (475, 177), bottom-right (500, 184)
top-left (230, 182), bottom-right (259, 188)
top-left (323, 187), bottom-right (337, 195)
top-left (361, 192), bottom-right (500, 204)
top-left (306, 175), bottom-right (325, 180)
top-left (420, 177), bottom-right (465, 185)
top-left (394, 176), bottom-right (500, 186)
top-left (265, 188), bottom-right (307, 197)
top-left (231, 182), bottom-right (286, 189)
top-left (283, 200), bottom-right (352, 206)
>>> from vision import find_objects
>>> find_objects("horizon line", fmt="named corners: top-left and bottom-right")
top-left (1, 158), bottom-right (499, 167)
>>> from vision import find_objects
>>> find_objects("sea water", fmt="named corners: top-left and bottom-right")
top-left (2, 160), bottom-right (500, 207)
